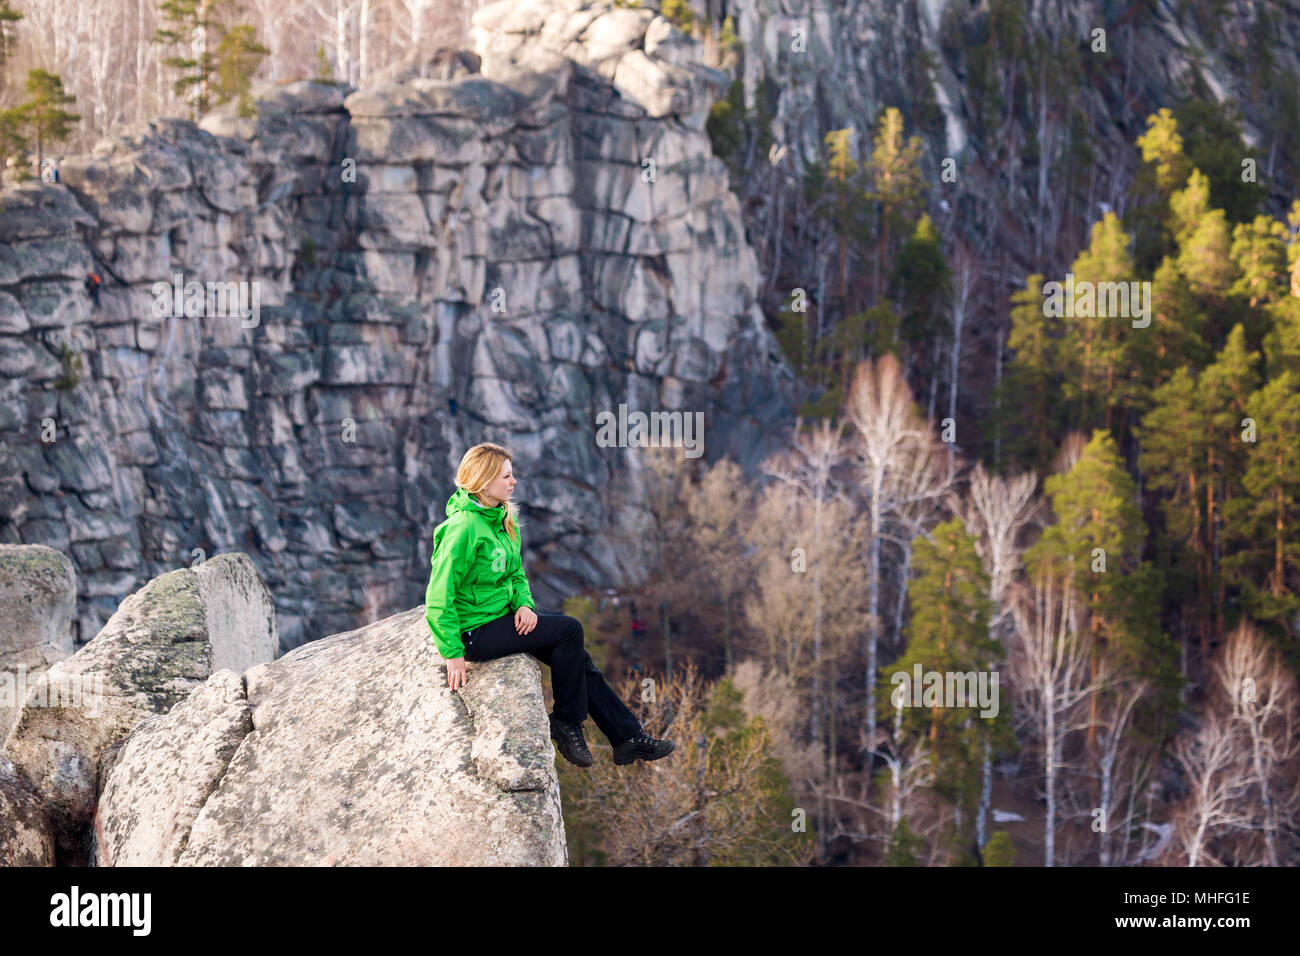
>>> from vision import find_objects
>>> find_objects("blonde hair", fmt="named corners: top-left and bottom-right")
top-left (455, 441), bottom-right (520, 540)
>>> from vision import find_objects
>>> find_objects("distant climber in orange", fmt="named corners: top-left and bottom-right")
top-left (84, 272), bottom-right (101, 309)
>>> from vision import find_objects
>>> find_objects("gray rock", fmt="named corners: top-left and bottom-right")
top-left (0, 237), bottom-right (91, 287)
top-left (1, 553), bottom-right (276, 861)
top-left (0, 757), bottom-right (54, 865)
top-left (0, 291), bottom-right (28, 333)
top-left (45, 437), bottom-right (113, 493)
top-left (0, 181), bottom-right (95, 241)
top-left (346, 77), bottom-right (525, 122)
top-left (0, 544), bottom-right (77, 743)
top-left (644, 15), bottom-right (699, 66)
top-left (92, 670), bottom-right (251, 866)
top-left (16, 279), bottom-right (89, 330)
top-left (0, 337), bottom-right (35, 377)
top-left (575, 7), bottom-right (655, 63)
top-left (171, 606), bottom-right (566, 866)
top-left (367, 48), bottom-right (482, 87)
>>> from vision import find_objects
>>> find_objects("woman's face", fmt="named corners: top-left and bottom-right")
top-left (482, 458), bottom-right (515, 506)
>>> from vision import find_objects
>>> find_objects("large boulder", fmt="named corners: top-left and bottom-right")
top-left (91, 670), bottom-right (251, 866)
top-left (2, 552), bottom-right (277, 863)
top-left (0, 544), bottom-right (77, 743)
top-left (96, 606), bottom-right (567, 866)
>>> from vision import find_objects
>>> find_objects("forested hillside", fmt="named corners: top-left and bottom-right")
top-left (557, 2), bottom-right (1300, 867)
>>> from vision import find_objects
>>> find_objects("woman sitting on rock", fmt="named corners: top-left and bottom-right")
top-left (426, 441), bottom-right (674, 768)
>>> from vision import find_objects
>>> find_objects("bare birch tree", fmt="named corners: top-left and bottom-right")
top-left (1010, 564), bottom-right (1106, 866)
top-left (760, 418), bottom-right (846, 758)
top-left (961, 463), bottom-right (1039, 632)
top-left (959, 462), bottom-right (1038, 848)
top-left (609, 444), bottom-right (697, 675)
top-left (394, 0), bottom-right (435, 47)
top-left (1093, 678), bottom-right (1148, 866)
top-left (821, 704), bottom-right (938, 858)
top-left (730, 658), bottom-right (823, 804)
top-left (844, 354), bottom-right (956, 756)
top-left (745, 419), bottom-right (868, 857)
top-left (1213, 621), bottom-right (1300, 866)
top-left (1172, 708), bottom-right (1254, 866)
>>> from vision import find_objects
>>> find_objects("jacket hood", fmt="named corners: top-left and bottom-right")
top-left (445, 487), bottom-right (505, 521)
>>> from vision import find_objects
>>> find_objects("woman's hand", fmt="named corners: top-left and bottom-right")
top-left (515, 605), bottom-right (538, 634)
top-left (447, 657), bottom-right (468, 690)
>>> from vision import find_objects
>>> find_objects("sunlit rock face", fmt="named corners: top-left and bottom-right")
top-left (0, 0), bottom-right (800, 652)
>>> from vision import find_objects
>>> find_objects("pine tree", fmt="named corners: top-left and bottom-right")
top-left (997, 273), bottom-right (1062, 472)
top-left (0, 0), bottom-right (21, 73)
top-left (1169, 168), bottom-right (1212, 250)
top-left (1028, 431), bottom-right (1143, 604)
top-left (313, 45), bottom-right (336, 83)
top-left (155, 0), bottom-right (224, 118)
top-left (0, 108), bottom-right (26, 184)
top-left (718, 15), bottom-right (741, 59)
top-left (1230, 215), bottom-right (1288, 310)
top-left (1177, 206), bottom-right (1241, 308)
top-left (1173, 93), bottom-right (1261, 226)
top-left (868, 107), bottom-right (925, 306)
top-left (696, 676), bottom-right (816, 865)
top-left (0, 0), bottom-right (19, 181)
top-left (1138, 367), bottom-right (1213, 658)
top-left (1200, 325), bottom-right (1262, 639)
top-left (774, 289), bottom-right (810, 380)
top-left (1264, 294), bottom-right (1300, 377)
top-left (16, 70), bottom-right (79, 172)
top-left (155, 0), bottom-right (267, 120)
top-left (214, 24), bottom-right (269, 118)
top-left (884, 518), bottom-right (1010, 841)
top-left (1128, 257), bottom-right (1210, 399)
top-left (982, 830), bottom-right (1016, 866)
top-left (1265, 201), bottom-right (1300, 374)
top-left (659, 0), bottom-right (697, 34)
top-left (1137, 107), bottom-right (1193, 197)
top-left (816, 302), bottom-right (899, 409)
top-left (1056, 213), bottom-right (1138, 430)
top-left (1225, 372), bottom-right (1300, 651)
top-left (893, 213), bottom-right (950, 378)
top-left (1027, 431), bottom-right (1180, 754)
top-left (824, 127), bottom-right (861, 299)
top-left (1132, 107), bottom-right (1193, 269)
top-left (885, 816), bottom-right (925, 866)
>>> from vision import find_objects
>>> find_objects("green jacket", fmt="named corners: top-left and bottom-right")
top-left (425, 487), bottom-right (536, 659)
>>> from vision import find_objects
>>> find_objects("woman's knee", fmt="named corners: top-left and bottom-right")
top-left (560, 615), bottom-right (584, 643)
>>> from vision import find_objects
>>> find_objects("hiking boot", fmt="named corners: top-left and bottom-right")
top-left (613, 730), bottom-right (675, 766)
top-left (549, 715), bottom-right (594, 768)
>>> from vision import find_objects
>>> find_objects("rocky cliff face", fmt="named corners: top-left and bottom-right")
top-left (0, 0), bottom-right (800, 651)
top-left (726, 0), bottom-right (1300, 237)
top-left (718, 0), bottom-right (1300, 434)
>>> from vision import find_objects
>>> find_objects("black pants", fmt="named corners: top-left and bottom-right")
top-left (463, 612), bottom-right (642, 748)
